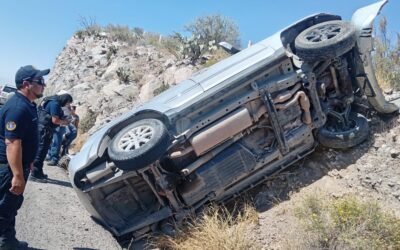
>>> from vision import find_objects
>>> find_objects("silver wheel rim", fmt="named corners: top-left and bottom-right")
top-left (117, 125), bottom-right (154, 151)
top-left (304, 24), bottom-right (341, 43)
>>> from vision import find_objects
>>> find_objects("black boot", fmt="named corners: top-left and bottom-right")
top-left (29, 168), bottom-right (48, 183)
top-left (0, 238), bottom-right (28, 250)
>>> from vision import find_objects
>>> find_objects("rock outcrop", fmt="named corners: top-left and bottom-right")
top-left (46, 33), bottom-right (198, 134)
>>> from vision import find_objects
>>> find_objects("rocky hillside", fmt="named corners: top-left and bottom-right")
top-left (45, 33), bottom-right (199, 134)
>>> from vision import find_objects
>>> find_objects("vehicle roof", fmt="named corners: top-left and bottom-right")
top-left (1, 84), bottom-right (17, 89)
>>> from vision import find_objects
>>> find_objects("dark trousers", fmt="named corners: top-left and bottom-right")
top-left (32, 125), bottom-right (53, 175)
top-left (62, 124), bottom-right (78, 155)
top-left (0, 164), bottom-right (29, 243)
top-left (48, 126), bottom-right (66, 163)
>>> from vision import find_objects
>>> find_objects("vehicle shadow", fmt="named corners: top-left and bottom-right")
top-left (20, 246), bottom-right (45, 250)
top-left (244, 112), bottom-right (399, 213)
top-left (21, 244), bottom-right (107, 250)
top-left (45, 178), bottom-right (73, 188)
top-left (72, 248), bottom-right (99, 250)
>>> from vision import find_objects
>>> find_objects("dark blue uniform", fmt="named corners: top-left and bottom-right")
top-left (32, 99), bottom-right (64, 177)
top-left (43, 99), bottom-right (64, 128)
top-left (0, 92), bottom-right (38, 245)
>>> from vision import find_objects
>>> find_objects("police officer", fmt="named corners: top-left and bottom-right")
top-left (0, 65), bottom-right (49, 249)
top-left (30, 93), bottom-right (72, 181)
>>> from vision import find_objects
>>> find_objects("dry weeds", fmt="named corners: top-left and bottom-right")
top-left (290, 193), bottom-right (400, 249)
top-left (154, 203), bottom-right (260, 250)
top-left (70, 132), bottom-right (89, 153)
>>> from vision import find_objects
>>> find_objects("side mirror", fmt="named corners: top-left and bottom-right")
top-left (218, 42), bottom-right (241, 55)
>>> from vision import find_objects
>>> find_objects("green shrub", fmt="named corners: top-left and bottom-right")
top-left (203, 48), bottom-right (230, 68)
top-left (132, 27), bottom-right (144, 38)
top-left (153, 84), bottom-right (170, 96)
top-left (160, 34), bottom-right (182, 59)
top-left (77, 16), bottom-right (101, 38)
top-left (172, 33), bottom-right (217, 64)
top-left (105, 24), bottom-right (139, 44)
top-left (294, 194), bottom-right (400, 249)
top-left (143, 31), bottom-right (163, 46)
top-left (106, 45), bottom-right (118, 62)
top-left (116, 67), bottom-right (131, 84)
top-left (75, 30), bottom-right (85, 40)
top-left (184, 14), bottom-right (241, 48)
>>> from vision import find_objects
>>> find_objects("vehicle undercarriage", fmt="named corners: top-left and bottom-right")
top-left (67, 0), bottom-right (399, 243)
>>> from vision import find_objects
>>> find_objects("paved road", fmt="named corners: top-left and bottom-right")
top-left (16, 163), bottom-right (121, 250)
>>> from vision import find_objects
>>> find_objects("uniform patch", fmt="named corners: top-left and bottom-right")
top-left (6, 121), bottom-right (16, 131)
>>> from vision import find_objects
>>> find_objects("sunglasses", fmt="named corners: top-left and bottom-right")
top-left (29, 77), bottom-right (46, 86)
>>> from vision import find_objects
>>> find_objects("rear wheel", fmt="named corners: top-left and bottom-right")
top-left (295, 20), bottom-right (356, 61)
top-left (108, 119), bottom-right (170, 171)
top-left (317, 113), bottom-right (369, 149)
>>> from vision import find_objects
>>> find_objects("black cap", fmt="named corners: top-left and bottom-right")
top-left (15, 65), bottom-right (50, 87)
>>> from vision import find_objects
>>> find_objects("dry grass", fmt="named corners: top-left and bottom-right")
top-left (79, 109), bottom-right (98, 134)
top-left (376, 73), bottom-right (391, 92)
top-left (154, 203), bottom-right (260, 250)
top-left (373, 18), bottom-right (400, 91)
top-left (105, 24), bottom-right (139, 44)
top-left (202, 48), bottom-right (230, 68)
top-left (375, 61), bottom-right (400, 91)
top-left (70, 132), bottom-right (89, 153)
top-left (291, 193), bottom-right (400, 249)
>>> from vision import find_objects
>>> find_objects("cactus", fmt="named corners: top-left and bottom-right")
top-left (116, 67), bottom-right (131, 84)
top-left (173, 33), bottom-right (217, 63)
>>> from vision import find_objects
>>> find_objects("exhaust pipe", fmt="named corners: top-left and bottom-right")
top-left (190, 107), bottom-right (253, 156)
top-left (275, 91), bottom-right (312, 125)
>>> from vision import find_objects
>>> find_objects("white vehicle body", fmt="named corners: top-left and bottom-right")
top-left (0, 85), bottom-right (17, 105)
top-left (68, 1), bottom-right (398, 240)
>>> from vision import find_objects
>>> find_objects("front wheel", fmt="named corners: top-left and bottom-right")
top-left (317, 113), bottom-right (369, 149)
top-left (108, 119), bottom-right (170, 171)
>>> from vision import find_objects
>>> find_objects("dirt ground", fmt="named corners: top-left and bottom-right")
top-left (250, 113), bottom-right (400, 248)
top-left (15, 113), bottom-right (400, 250)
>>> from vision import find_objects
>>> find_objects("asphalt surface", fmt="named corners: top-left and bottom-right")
top-left (15, 163), bottom-right (121, 250)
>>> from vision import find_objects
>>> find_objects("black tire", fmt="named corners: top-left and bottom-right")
top-left (317, 113), bottom-right (369, 149)
top-left (295, 20), bottom-right (356, 61)
top-left (108, 119), bottom-right (170, 171)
